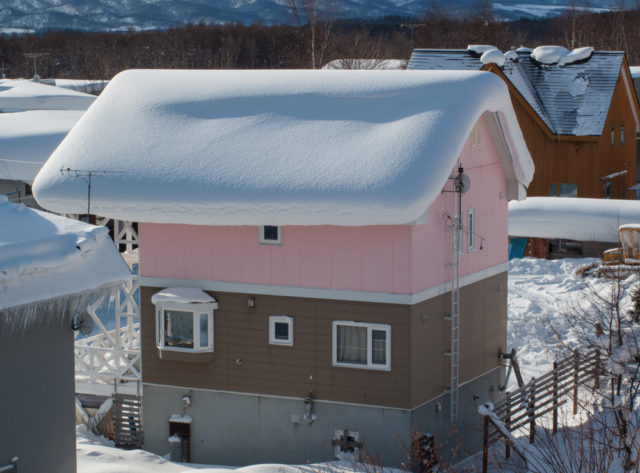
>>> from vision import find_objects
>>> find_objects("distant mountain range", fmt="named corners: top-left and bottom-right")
top-left (0, 0), bottom-right (629, 33)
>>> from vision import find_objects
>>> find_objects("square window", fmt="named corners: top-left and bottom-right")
top-left (333, 430), bottom-right (361, 458)
top-left (333, 321), bottom-right (390, 371)
top-left (558, 183), bottom-right (577, 197)
top-left (259, 225), bottom-right (282, 244)
top-left (269, 315), bottom-right (293, 346)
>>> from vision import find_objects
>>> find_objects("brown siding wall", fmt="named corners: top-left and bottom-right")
top-left (409, 272), bottom-right (507, 407)
top-left (143, 272), bottom-right (507, 410)
top-left (512, 71), bottom-right (637, 199)
top-left (141, 288), bottom-right (411, 408)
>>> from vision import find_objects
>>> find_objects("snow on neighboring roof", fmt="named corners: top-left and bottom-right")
top-left (322, 59), bottom-right (407, 70)
top-left (481, 48), bottom-right (505, 67)
top-left (508, 197), bottom-right (640, 242)
top-left (408, 47), bottom-right (624, 136)
top-left (467, 45), bottom-right (497, 56)
top-left (530, 45), bottom-right (594, 66)
top-left (0, 196), bottom-right (131, 311)
top-left (630, 66), bottom-right (640, 78)
top-left (619, 223), bottom-right (640, 231)
top-left (54, 79), bottom-right (109, 94)
top-left (33, 69), bottom-right (533, 226)
top-left (151, 287), bottom-right (217, 305)
top-left (0, 110), bottom-right (86, 183)
top-left (0, 79), bottom-right (95, 112)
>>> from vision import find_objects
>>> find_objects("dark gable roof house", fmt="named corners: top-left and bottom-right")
top-left (409, 45), bottom-right (640, 200)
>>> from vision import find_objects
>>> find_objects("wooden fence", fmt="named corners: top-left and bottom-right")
top-left (480, 349), bottom-right (600, 473)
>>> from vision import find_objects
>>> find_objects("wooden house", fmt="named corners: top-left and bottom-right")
top-left (32, 69), bottom-right (533, 466)
top-left (409, 46), bottom-right (640, 200)
top-left (0, 197), bottom-right (130, 473)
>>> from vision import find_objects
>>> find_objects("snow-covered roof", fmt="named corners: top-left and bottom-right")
top-left (0, 110), bottom-right (86, 183)
top-left (0, 78), bottom-right (95, 112)
top-left (322, 59), bottom-right (407, 70)
top-left (0, 196), bottom-right (131, 311)
top-left (630, 66), bottom-right (640, 78)
top-left (509, 197), bottom-right (640, 242)
top-left (151, 287), bottom-right (217, 305)
top-left (408, 47), bottom-right (627, 136)
top-left (32, 69), bottom-right (533, 226)
top-left (54, 79), bottom-right (109, 94)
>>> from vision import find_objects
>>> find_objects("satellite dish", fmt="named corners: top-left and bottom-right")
top-left (455, 173), bottom-right (471, 194)
top-left (72, 312), bottom-right (94, 336)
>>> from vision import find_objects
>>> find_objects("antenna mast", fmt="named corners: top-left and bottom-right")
top-left (60, 167), bottom-right (122, 223)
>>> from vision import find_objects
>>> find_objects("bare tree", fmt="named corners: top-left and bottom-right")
top-left (286, 0), bottom-right (337, 68)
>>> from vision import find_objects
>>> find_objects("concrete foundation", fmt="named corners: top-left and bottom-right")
top-left (142, 367), bottom-right (502, 467)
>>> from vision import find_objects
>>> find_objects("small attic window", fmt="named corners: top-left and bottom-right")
top-left (259, 225), bottom-right (281, 245)
top-left (611, 126), bottom-right (616, 146)
top-left (621, 125), bottom-right (625, 144)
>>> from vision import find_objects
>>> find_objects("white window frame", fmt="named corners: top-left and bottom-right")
top-left (467, 208), bottom-right (476, 251)
top-left (269, 315), bottom-right (293, 346)
top-left (259, 225), bottom-right (282, 245)
top-left (332, 321), bottom-right (391, 371)
top-left (154, 301), bottom-right (216, 353)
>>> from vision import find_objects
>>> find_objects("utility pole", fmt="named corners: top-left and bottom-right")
top-left (60, 167), bottom-right (122, 223)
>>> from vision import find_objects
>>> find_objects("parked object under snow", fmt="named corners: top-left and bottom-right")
top-left (508, 197), bottom-right (640, 242)
top-left (0, 196), bottom-right (131, 311)
top-left (32, 69), bottom-right (533, 226)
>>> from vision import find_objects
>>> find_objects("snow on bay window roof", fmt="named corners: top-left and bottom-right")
top-left (33, 69), bottom-right (533, 226)
top-left (0, 197), bottom-right (131, 311)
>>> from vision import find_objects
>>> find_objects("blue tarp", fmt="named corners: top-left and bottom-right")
top-left (509, 237), bottom-right (527, 260)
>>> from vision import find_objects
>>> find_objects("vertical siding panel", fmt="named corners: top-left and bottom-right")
top-left (212, 227), bottom-right (243, 282)
top-left (155, 224), bottom-right (184, 278)
top-left (241, 227), bottom-right (272, 284)
top-left (392, 226), bottom-right (411, 293)
top-left (183, 225), bottom-right (213, 280)
top-left (281, 226), bottom-right (301, 286)
top-left (362, 226), bottom-right (393, 292)
top-left (331, 226), bottom-right (363, 291)
top-left (301, 226), bottom-right (331, 288)
top-left (138, 223), bottom-right (156, 278)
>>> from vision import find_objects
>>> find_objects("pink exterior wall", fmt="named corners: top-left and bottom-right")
top-left (139, 117), bottom-right (508, 295)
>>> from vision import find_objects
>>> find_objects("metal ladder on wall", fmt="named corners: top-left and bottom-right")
top-left (445, 167), bottom-right (464, 422)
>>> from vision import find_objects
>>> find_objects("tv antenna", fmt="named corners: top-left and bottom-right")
top-left (23, 52), bottom-right (49, 80)
top-left (60, 167), bottom-right (123, 223)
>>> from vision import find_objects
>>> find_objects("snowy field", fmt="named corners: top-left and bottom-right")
top-left (78, 256), bottom-right (637, 472)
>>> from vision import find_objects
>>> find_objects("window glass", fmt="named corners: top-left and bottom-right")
top-left (199, 313), bottom-right (209, 348)
top-left (263, 226), bottom-right (279, 241)
top-left (336, 325), bottom-right (367, 364)
top-left (550, 183), bottom-right (557, 196)
top-left (558, 183), bottom-right (577, 197)
top-left (274, 321), bottom-right (289, 341)
top-left (621, 124), bottom-right (625, 144)
top-left (371, 329), bottom-right (387, 365)
top-left (164, 310), bottom-right (194, 349)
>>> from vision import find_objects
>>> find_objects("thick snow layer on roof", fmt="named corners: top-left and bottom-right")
top-left (33, 69), bottom-right (533, 226)
top-left (0, 110), bottom-right (85, 183)
top-left (151, 287), bottom-right (217, 305)
top-left (0, 196), bottom-right (131, 311)
top-left (467, 45), bottom-right (497, 55)
top-left (0, 79), bottom-right (95, 111)
top-left (630, 66), bottom-right (640, 78)
top-left (322, 59), bottom-right (407, 70)
top-left (509, 197), bottom-right (640, 242)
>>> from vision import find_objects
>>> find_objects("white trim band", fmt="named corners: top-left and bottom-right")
top-left (140, 262), bottom-right (508, 305)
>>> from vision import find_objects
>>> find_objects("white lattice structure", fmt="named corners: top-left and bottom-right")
top-left (74, 219), bottom-right (141, 397)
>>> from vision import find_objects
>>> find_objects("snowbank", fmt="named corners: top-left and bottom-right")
top-left (0, 109), bottom-right (86, 183)
top-left (0, 78), bottom-right (95, 112)
top-left (33, 69), bottom-right (533, 226)
top-left (509, 197), bottom-right (640, 242)
top-left (0, 197), bottom-right (131, 311)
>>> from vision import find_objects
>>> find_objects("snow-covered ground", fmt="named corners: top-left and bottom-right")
top-left (78, 256), bottom-right (637, 472)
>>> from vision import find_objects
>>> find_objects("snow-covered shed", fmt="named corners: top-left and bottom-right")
top-left (0, 79), bottom-right (93, 207)
top-left (0, 196), bottom-right (130, 473)
top-left (508, 196), bottom-right (640, 258)
top-left (33, 69), bottom-right (533, 465)
top-left (409, 46), bottom-right (640, 200)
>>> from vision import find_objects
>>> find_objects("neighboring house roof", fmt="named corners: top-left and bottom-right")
top-left (509, 196), bottom-right (640, 242)
top-left (322, 59), bottom-right (408, 70)
top-left (0, 196), bottom-right (131, 312)
top-left (0, 110), bottom-right (86, 183)
top-left (33, 69), bottom-right (533, 226)
top-left (408, 46), bottom-right (627, 136)
top-left (0, 78), bottom-right (95, 112)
